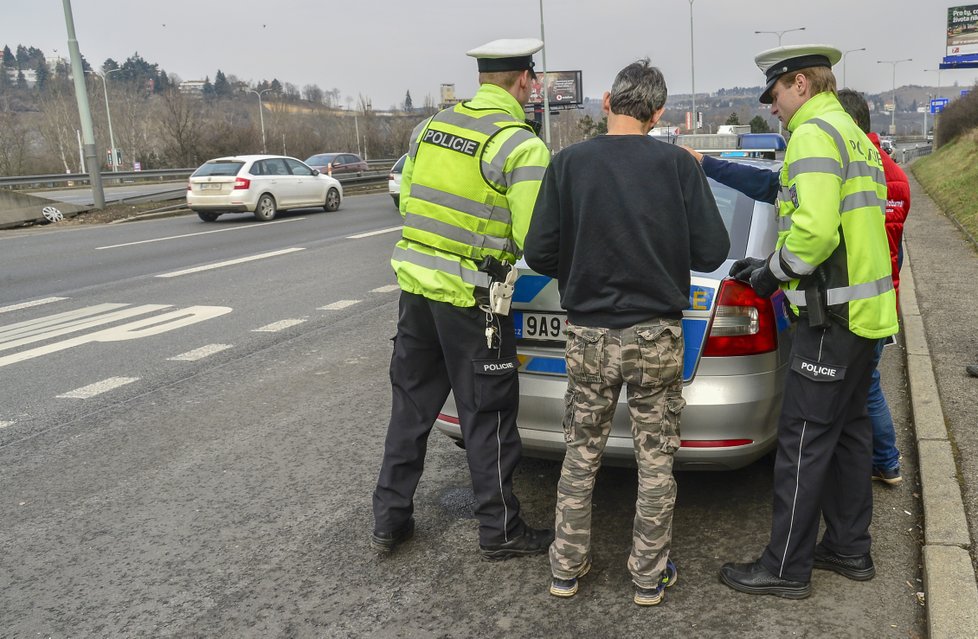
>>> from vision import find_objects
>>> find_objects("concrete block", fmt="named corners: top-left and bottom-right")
top-left (923, 545), bottom-right (978, 639)
top-left (903, 314), bottom-right (931, 357)
top-left (900, 253), bottom-right (921, 318)
top-left (907, 353), bottom-right (950, 441)
top-left (918, 440), bottom-right (972, 548)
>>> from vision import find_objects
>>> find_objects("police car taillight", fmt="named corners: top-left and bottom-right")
top-left (702, 278), bottom-right (778, 357)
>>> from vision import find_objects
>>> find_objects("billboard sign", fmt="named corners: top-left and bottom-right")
top-left (947, 5), bottom-right (978, 57)
top-left (528, 70), bottom-right (583, 107)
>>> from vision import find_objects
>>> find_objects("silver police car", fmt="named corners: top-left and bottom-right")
top-left (435, 155), bottom-right (793, 471)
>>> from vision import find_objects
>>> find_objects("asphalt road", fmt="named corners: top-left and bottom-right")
top-left (0, 193), bottom-right (925, 637)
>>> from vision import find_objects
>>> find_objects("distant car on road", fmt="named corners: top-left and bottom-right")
top-left (388, 154), bottom-right (406, 208)
top-left (880, 138), bottom-right (895, 155)
top-left (186, 154), bottom-right (342, 222)
top-left (304, 152), bottom-right (368, 177)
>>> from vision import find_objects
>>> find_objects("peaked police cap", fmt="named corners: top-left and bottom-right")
top-left (466, 38), bottom-right (544, 75)
top-left (755, 44), bottom-right (842, 104)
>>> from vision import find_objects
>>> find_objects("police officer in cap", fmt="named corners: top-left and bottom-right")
top-left (371, 38), bottom-right (553, 559)
top-left (716, 45), bottom-right (898, 598)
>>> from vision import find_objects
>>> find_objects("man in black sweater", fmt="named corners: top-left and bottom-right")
top-left (525, 59), bottom-right (728, 606)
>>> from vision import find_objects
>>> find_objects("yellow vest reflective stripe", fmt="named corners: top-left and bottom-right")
top-left (401, 104), bottom-right (535, 265)
top-left (774, 97), bottom-right (898, 339)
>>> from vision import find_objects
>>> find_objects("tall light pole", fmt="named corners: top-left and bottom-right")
top-left (88, 68), bottom-right (121, 172)
top-left (878, 58), bottom-right (911, 135)
top-left (61, 0), bottom-right (104, 208)
top-left (538, 0), bottom-right (551, 147)
top-left (689, 0), bottom-right (696, 132)
top-left (754, 26), bottom-right (806, 46)
top-left (923, 67), bottom-right (943, 99)
top-left (841, 47), bottom-right (866, 88)
top-left (250, 88), bottom-right (272, 153)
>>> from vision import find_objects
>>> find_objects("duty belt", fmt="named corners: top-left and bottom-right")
top-left (783, 275), bottom-right (893, 307)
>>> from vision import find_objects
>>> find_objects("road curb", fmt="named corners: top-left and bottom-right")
top-left (901, 249), bottom-right (978, 637)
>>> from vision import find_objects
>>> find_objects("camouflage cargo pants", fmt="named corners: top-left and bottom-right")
top-left (549, 319), bottom-right (685, 588)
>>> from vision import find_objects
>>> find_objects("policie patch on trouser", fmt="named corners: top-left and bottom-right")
top-left (472, 356), bottom-right (519, 412)
top-left (790, 356), bottom-right (847, 382)
top-left (421, 129), bottom-right (480, 156)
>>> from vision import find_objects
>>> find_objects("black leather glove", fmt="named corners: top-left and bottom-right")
top-left (749, 263), bottom-right (781, 298)
top-left (729, 257), bottom-right (765, 282)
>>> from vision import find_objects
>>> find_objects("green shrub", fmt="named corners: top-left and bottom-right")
top-left (935, 83), bottom-right (978, 148)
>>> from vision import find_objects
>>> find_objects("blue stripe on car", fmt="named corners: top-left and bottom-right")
top-left (513, 275), bottom-right (551, 303)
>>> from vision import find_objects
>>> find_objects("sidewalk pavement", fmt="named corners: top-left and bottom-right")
top-left (902, 170), bottom-right (978, 638)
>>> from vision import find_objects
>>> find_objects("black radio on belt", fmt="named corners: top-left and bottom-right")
top-left (805, 267), bottom-right (831, 329)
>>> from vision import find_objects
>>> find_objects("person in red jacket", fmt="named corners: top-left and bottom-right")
top-left (838, 89), bottom-right (909, 484)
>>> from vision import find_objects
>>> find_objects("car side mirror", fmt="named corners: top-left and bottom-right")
top-left (312, 169), bottom-right (320, 175)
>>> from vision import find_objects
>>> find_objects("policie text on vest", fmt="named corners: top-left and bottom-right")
top-left (422, 129), bottom-right (480, 156)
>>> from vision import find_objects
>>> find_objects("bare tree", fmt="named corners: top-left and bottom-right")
top-left (154, 88), bottom-right (204, 166)
top-left (303, 84), bottom-right (324, 104)
top-left (0, 109), bottom-right (31, 174)
top-left (35, 79), bottom-right (82, 173)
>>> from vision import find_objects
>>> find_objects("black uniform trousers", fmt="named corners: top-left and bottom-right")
top-left (760, 319), bottom-right (878, 582)
top-left (372, 291), bottom-right (525, 546)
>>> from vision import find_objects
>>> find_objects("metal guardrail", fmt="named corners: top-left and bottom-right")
top-left (0, 158), bottom-right (398, 190)
top-left (899, 145), bottom-right (933, 165)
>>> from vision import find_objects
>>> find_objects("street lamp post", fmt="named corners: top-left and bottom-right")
top-left (753, 26), bottom-right (806, 46)
top-left (689, 0), bottom-right (696, 132)
top-left (61, 0), bottom-right (104, 208)
top-left (538, 0), bottom-right (551, 147)
top-left (878, 58), bottom-right (912, 135)
top-left (88, 68), bottom-right (121, 172)
top-left (249, 88), bottom-right (272, 153)
top-left (841, 47), bottom-right (866, 88)
top-left (923, 68), bottom-right (943, 100)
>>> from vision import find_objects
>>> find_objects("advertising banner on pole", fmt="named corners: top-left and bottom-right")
top-left (947, 5), bottom-right (978, 57)
top-left (527, 71), bottom-right (584, 107)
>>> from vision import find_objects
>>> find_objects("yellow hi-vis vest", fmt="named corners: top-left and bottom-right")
top-left (771, 92), bottom-right (898, 339)
top-left (392, 84), bottom-right (549, 307)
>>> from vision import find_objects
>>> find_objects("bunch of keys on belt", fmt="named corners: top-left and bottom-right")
top-left (485, 324), bottom-right (498, 349)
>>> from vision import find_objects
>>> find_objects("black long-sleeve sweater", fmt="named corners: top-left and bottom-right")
top-left (524, 135), bottom-right (730, 329)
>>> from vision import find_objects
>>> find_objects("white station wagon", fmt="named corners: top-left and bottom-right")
top-left (187, 154), bottom-right (343, 222)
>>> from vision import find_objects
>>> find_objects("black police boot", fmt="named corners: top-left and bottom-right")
top-left (813, 543), bottom-right (875, 581)
top-left (719, 558), bottom-right (811, 599)
top-left (371, 517), bottom-right (415, 553)
top-left (480, 526), bottom-right (554, 561)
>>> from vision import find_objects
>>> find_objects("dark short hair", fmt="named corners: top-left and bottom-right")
top-left (837, 88), bottom-right (871, 133)
top-left (609, 59), bottom-right (667, 122)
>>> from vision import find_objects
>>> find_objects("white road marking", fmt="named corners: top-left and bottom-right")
top-left (253, 319), bottom-right (306, 332)
top-left (168, 343), bottom-right (233, 361)
top-left (0, 305), bottom-right (232, 369)
top-left (0, 421), bottom-right (12, 429)
top-left (156, 248), bottom-right (305, 278)
top-left (96, 218), bottom-right (305, 249)
top-left (0, 297), bottom-right (69, 315)
top-left (370, 285), bottom-right (400, 293)
top-left (57, 377), bottom-right (139, 399)
top-left (318, 300), bottom-right (360, 310)
top-left (347, 226), bottom-right (402, 239)
top-left (0, 304), bottom-right (169, 351)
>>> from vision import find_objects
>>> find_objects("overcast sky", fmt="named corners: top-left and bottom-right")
top-left (6, 1), bottom-right (971, 109)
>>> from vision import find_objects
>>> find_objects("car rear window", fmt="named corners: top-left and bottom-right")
top-left (707, 179), bottom-right (755, 260)
top-left (392, 155), bottom-right (406, 172)
top-left (305, 154), bottom-right (336, 165)
top-left (192, 161), bottom-right (244, 177)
